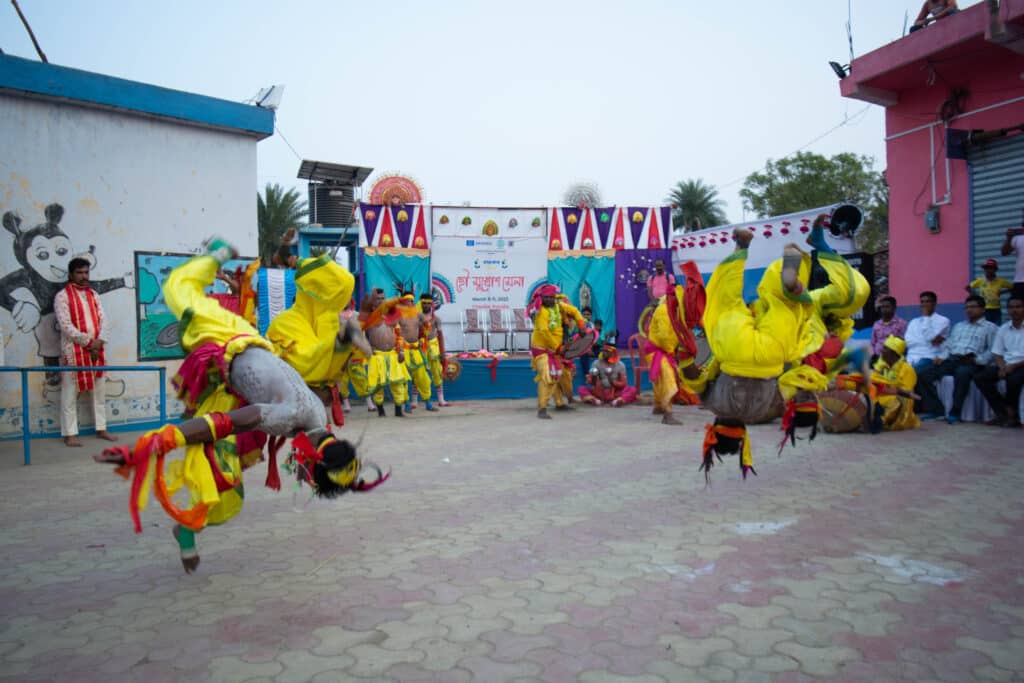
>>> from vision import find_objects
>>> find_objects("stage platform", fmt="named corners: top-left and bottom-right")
top-left (444, 354), bottom-right (652, 401)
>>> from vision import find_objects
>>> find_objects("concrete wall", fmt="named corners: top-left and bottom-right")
top-left (884, 53), bottom-right (1024, 320)
top-left (0, 94), bottom-right (259, 438)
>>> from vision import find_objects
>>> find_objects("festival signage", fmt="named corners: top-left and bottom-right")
top-left (429, 207), bottom-right (548, 348)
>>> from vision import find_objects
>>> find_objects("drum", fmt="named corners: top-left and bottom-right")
top-left (562, 328), bottom-right (599, 360)
top-left (818, 389), bottom-right (868, 433)
top-left (702, 373), bottom-right (784, 424)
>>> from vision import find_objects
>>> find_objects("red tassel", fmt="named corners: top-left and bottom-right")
top-left (330, 385), bottom-right (345, 427)
top-left (265, 435), bottom-right (285, 491)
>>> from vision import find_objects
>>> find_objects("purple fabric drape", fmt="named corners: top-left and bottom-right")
top-left (561, 208), bottom-right (583, 250)
top-left (360, 205), bottom-right (382, 245)
top-left (614, 248), bottom-right (672, 344)
top-left (595, 207), bottom-right (615, 249)
top-left (392, 206), bottom-right (413, 248)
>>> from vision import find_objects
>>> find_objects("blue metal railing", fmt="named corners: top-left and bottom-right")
top-left (0, 365), bottom-right (167, 466)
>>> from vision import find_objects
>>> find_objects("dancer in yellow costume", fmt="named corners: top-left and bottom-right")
top-left (336, 306), bottom-right (371, 412)
top-left (421, 293), bottom-right (451, 406)
top-left (555, 294), bottom-right (580, 405)
top-left (869, 336), bottom-right (921, 431)
top-left (94, 239), bottom-right (374, 573)
top-left (396, 292), bottom-right (435, 411)
top-left (644, 261), bottom-right (706, 425)
top-left (529, 284), bottom-right (587, 419)
top-left (362, 291), bottom-right (412, 416)
top-left (265, 254), bottom-right (358, 425)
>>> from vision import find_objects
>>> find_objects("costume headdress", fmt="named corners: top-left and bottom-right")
top-left (701, 422), bottom-right (755, 482)
top-left (779, 400), bottom-right (821, 453)
top-left (883, 334), bottom-right (906, 358)
top-left (287, 432), bottom-right (390, 498)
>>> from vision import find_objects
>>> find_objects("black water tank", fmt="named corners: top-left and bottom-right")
top-left (308, 183), bottom-right (355, 226)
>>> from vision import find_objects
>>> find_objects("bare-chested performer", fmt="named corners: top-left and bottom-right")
top-left (361, 289), bottom-right (412, 417)
top-left (420, 293), bottom-right (451, 406)
top-left (396, 292), bottom-right (436, 412)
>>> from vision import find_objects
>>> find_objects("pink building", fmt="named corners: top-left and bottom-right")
top-left (840, 0), bottom-right (1024, 321)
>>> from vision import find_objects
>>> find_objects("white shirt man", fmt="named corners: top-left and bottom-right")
top-left (904, 291), bottom-right (951, 369)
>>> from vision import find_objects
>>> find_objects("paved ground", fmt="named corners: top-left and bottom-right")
top-left (1, 398), bottom-right (1023, 682)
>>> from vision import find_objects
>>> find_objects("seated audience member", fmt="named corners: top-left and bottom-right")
top-left (870, 296), bottom-right (908, 356)
top-left (905, 290), bottom-right (951, 385)
top-left (974, 295), bottom-right (1024, 428)
top-left (909, 0), bottom-right (959, 33)
top-left (578, 342), bottom-right (637, 407)
top-left (967, 258), bottom-right (1012, 325)
top-left (916, 295), bottom-right (998, 423)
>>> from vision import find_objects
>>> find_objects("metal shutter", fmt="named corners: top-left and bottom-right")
top-left (969, 133), bottom-right (1024, 280)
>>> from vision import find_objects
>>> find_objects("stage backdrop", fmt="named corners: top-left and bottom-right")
top-left (429, 207), bottom-right (548, 351)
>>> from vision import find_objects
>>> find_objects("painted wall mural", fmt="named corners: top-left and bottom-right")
top-left (0, 203), bottom-right (133, 396)
top-left (135, 251), bottom-right (252, 360)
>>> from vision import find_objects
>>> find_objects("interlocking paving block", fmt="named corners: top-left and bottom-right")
top-left (3, 400), bottom-right (1024, 682)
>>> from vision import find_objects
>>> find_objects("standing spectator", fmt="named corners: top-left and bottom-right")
top-left (646, 259), bottom-right (675, 303)
top-left (915, 295), bottom-right (998, 423)
top-left (909, 0), bottom-right (959, 33)
top-left (1001, 225), bottom-right (1024, 301)
top-left (870, 296), bottom-right (908, 356)
top-left (54, 257), bottom-right (117, 447)
top-left (974, 295), bottom-right (1024, 428)
top-left (967, 258), bottom-right (1013, 324)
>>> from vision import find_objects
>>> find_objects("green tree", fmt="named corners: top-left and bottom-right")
top-left (739, 151), bottom-right (888, 253)
top-left (257, 183), bottom-right (307, 265)
top-left (666, 179), bottom-right (728, 231)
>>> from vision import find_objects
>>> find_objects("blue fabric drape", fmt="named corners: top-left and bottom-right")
top-left (363, 253), bottom-right (430, 298)
top-left (547, 254), bottom-right (616, 333)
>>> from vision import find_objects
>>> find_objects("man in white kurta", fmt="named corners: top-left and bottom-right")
top-left (53, 257), bottom-right (117, 447)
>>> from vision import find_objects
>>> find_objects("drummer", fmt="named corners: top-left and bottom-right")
top-left (528, 285), bottom-right (588, 419)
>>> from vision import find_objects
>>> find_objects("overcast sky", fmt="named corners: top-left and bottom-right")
top-left (1, 0), bottom-right (966, 221)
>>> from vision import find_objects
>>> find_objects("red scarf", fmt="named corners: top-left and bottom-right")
top-left (65, 282), bottom-right (105, 391)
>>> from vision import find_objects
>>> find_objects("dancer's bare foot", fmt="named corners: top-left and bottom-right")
top-left (64, 436), bottom-right (83, 447)
top-left (662, 414), bottom-right (682, 426)
top-left (555, 404), bottom-right (575, 412)
top-left (93, 448), bottom-right (127, 465)
top-left (537, 409), bottom-right (552, 420)
top-left (96, 430), bottom-right (118, 442)
top-left (652, 406), bottom-right (665, 415)
top-left (782, 244), bottom-right (806, 294)
top-left (732, 228), bottom-right (753, 250)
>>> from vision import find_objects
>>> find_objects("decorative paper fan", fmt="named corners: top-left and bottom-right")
top-left (531, 217), bottom-right (542, 228)
top-left (439, 215), bottom-right (450, 224)
top-left (462, 216), bottom-right (472, 225)
top-left (368, 174), bottom-right (423, 205)
top-left (482, 220), bottom-right (499, 236)
top-left (508, 218), bottom-right (518, 228)
top-left (364, 209), bottom-right (377, 221)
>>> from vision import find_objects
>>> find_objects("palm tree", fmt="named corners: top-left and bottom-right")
top-left (258, 183), bottom-right (307, 265)
top-left (666, 179), bottom-right (728, 232)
